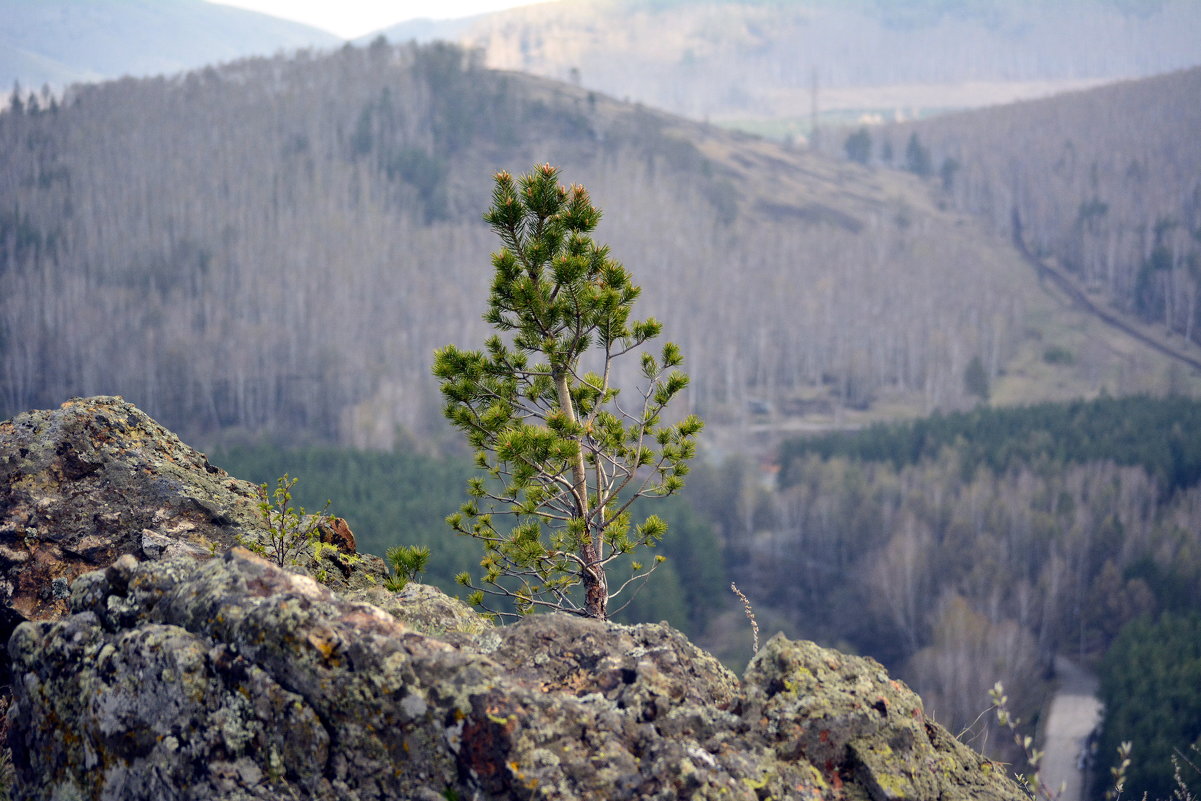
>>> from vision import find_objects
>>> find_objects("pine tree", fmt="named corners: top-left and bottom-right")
top-left (964, 355), bottom-right (990, 401)
top-left (434, 164), bottom-right (703, 620)
top-left (844, 127), bottom-right (872, 165)
top-left (905, 132), bottom-right (932, 177)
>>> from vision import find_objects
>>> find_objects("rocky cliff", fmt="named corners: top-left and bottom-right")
top-left (0, 398), bottom-right (1025, 800)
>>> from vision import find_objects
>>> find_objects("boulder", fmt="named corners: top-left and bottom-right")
top-left (0, 394), bottom-right (389, 735)
top-left (0, 396), bottom-right (386, 629)
top-left (0, 395), bottom-right (255, 626)
top-left (9, 548), bottom-right (1026, 801)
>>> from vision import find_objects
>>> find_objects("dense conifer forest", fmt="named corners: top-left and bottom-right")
top-left (779, 394), bottom-right (1201, 491)
top-left (1096, 612), bottom-right (1201, 800)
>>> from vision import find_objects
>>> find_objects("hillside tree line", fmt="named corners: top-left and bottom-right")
top-left (882, 67), bottom-right (1201, 348)
top-left (689, 396), bottom-right (1201, 761)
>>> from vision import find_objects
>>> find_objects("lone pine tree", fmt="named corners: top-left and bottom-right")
top-left (434, 164), bottom-right (702, 620)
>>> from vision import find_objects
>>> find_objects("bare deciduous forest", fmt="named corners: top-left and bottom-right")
top-left (0, 40), bottom-right (1069, 447)
top-left (694, 397), bottom-right (1201, 765)
top-left (883, 67), bottom-right (1201, 351)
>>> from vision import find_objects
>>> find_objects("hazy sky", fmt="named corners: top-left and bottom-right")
top-left (211, 0), bottom-right (552, 38)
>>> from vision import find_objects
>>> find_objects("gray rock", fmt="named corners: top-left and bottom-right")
top-left (9, 549), bottom-right (1027, 801)
top-left (0, 395), bottom-right (387, 632)
top-left (0, 396), bottom-right (262, 625)
top-left (347, 582), bottom-right (493, 638)
top-left (2, 397), bottom-right (1025, 800)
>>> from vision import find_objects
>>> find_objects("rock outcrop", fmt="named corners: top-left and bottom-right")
top-left (0, 396), bottom-right (384, 627)
top-left (10, 549), bottom-right (1024, 801)
top-left (1, 398), bottom-right (1026, 800)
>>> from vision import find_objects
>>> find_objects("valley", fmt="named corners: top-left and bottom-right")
top-left (1, 4), bottom-right (1200, 796)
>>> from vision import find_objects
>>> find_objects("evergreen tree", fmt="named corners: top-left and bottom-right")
top-left (905, 132), bottom-right (932, 177)
top-left (8, 80), bottom-right (23, 114)
top-left (434, 164), bottom-right (703, 620)
top-left (844, 127), bottom-right (872, 165)
top-left (1096, 613), bottom-right (1201, 801)
top-left (964, 355), bottom-right (990, 400)
top-left (939, 156), bottom-right (960, 192)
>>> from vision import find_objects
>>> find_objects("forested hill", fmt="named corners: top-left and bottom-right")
top-left (385, 0), bottom-right (1201, 121)
top-left (878, 66), bottom-right (1201, 357)
top-left (703, 394), bottom-right (1201, 779)
top-left (0, 0), bottom-right (338, 91)
top-left (0, 40), bottom-right (1190, 448)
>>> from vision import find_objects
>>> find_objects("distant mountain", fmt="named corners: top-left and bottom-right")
top-left (0, 40), bottom-right (1193, 449)
top-left (0, 0), bottom-right (338, 92)
top-left (378, 0), bottom-right (1201, 124)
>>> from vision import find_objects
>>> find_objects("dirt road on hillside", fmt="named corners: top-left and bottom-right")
top-left (1012, 212), bottom-right (1201, 374)
top-left (1041, 657), bottom-right (1103, 801)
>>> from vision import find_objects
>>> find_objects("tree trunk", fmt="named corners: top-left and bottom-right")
top-left (554, 368), bottom-right (608, 619)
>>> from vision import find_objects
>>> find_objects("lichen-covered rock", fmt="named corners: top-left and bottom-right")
top-left (9, 549), bottom-right (1028, 801)
top-left (2, 398), bottom-right (1024, 799)
top-left (0, 396), bottom-right (387, 632)
top-left (348, 582), bottom-right (493, 638)
top-left (0, 396), bottom-right (255, 624)
top-left (740, 636), bottom-right (1017, 801)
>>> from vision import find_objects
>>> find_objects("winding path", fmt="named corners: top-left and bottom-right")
top-left (1041, 657), bottom-right (1104, 801)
